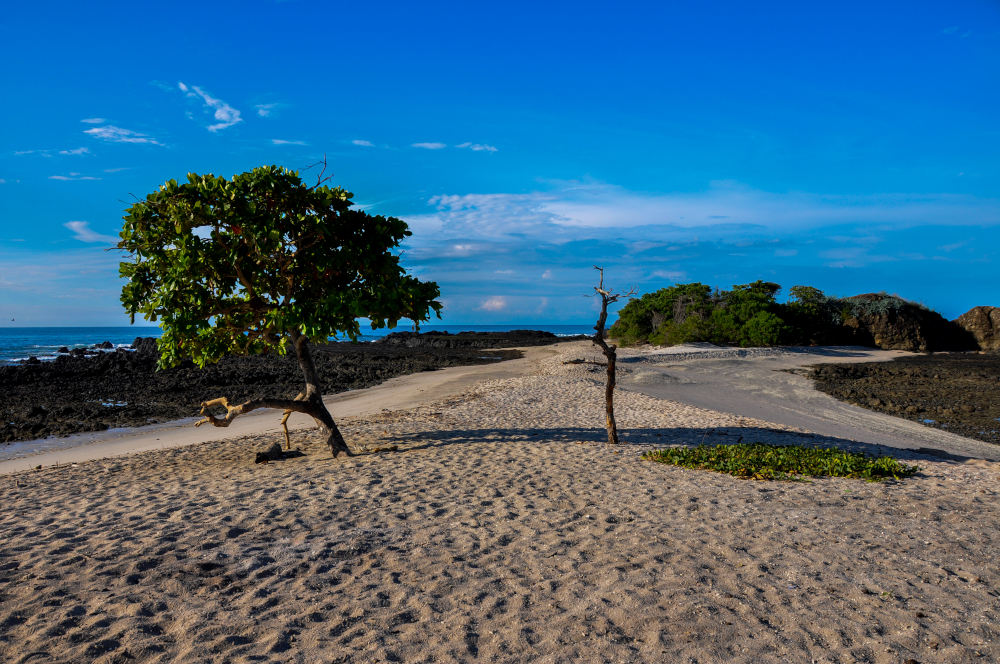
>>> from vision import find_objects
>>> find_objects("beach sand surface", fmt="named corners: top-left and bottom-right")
top-left (1, 341), bottom-right (997, 663)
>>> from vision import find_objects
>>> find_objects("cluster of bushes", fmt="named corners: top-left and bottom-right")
top-left (608, 280), bottom-right (944, 348)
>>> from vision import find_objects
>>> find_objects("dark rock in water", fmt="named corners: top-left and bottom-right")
top-left (57, 346), bottom-right (70, 354)
top-left (376, 329), bottom-right (581, 349)
top-left (839, 293), bottom-right (977, 352)
top-left (26, 356), bottom-right (40, 364)
top-left (131, 337), bottom-right (159, 357)
top-left (954, 306), bottom-right (1000, 351)
top-left (96, 341), bottom-right (115, 350)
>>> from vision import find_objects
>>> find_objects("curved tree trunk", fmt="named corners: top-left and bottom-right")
top-left (290, 331), bottom-right (353, 457)
top-left (195, 332), bottom-right (354, 458)
top-left (592, 266), bottom-right (633, 445)
top-left (592, 301), bottom-right (620, 445)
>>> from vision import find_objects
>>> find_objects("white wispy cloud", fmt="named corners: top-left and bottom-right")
top-left (80, 118), bottom-right (106, 124)
top-left (477, 296), bottom-right (507, 311)
top-left (84, 125), bottom-right (162, 146)
top-left (412, 142), bottom-right (447, 150)
top-left (352, 139), bottom-right (375, 147)
top-left (456, 142), bottom-right (498, 152)
top-left (541, 269), bottom-right (553, 279)
top-left (50, 173), bottom-right (101, 181)
top-left (255, 103), bottom-right (280, 117)
top-left (427, 182), bottom-right (1000, 237)
top-left (539, 182), bottom-right (1000, 230)
top-left (178, 82), bottom-right (242, 132)
top-left (650, 269), bottom-right (687, 281)
top-left (271, 139), bottom-right (308, 145)
top-left (64, 221), bottom-right (118, 244)
top-left (103, 167), bottom-right (130, 173)
top-left (15, 147), bottom-right (92, 157)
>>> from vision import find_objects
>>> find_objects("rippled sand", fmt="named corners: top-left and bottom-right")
top-left (1, 343), bottom-right (997, 663)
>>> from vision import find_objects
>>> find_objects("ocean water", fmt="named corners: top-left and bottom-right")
top-left (0, 324), bottom-right (595, 365)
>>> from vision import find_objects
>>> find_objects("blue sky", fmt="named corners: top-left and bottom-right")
top-left (1, 1), bottom-right (998, 326)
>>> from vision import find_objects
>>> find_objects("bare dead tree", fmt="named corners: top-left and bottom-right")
top-left (592, 266), bottom-right (636, 444)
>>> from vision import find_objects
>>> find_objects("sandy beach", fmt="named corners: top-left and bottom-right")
top-left (1, 341), bottom-right (997, 663)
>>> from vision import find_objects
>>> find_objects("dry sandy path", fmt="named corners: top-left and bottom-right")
top-left (615, 344), bottom-right (1000, 462)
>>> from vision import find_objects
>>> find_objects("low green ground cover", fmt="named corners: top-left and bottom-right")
top-left (643, 443), bottom-right (920, 481)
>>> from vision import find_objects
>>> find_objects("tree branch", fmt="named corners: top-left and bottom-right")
top-left (305, 154), bottom-right (333, 190)
top-left (195, 396), bottom-right (322, 428)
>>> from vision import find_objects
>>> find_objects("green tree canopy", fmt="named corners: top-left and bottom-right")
top-left (118, 165), bottom-right (441, 456)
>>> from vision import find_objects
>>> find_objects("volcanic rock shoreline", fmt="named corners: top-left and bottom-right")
top-left (0, 330), bottom-right (572, 444)
top-left (809, 351), bottom-right (1000, 444)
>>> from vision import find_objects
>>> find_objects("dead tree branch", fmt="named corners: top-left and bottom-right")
top-left (304, 154), bottom-right (333, 190)
top-left (592, 266), bottom-right (637, 445)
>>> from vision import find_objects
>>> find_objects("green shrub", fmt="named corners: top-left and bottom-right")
top-left (707, 308), bottom-right (740, 345)
top-left (740, 310), bottom-right (787, 347)
top-left (609, 282), bottom-right (713, 344)
top-left (643, 443), bottom-right (920, 481)
top-left (649, 314), bottom-right (712, 345)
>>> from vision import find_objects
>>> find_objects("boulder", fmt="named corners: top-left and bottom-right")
top-left (839, 293), bottom-right (977, 352)
top-left (954, 306), bottom-right (1000, 351)
top-left (131, 337), bottom-right (160, 357)
top-left (96, 341), bottom-right (115, 349)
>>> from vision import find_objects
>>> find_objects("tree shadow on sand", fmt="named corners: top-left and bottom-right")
top-left (373, 424), bottom-right (972, 465)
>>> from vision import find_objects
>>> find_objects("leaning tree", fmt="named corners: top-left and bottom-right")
top-left (118, 165), bottom-right (441, 457)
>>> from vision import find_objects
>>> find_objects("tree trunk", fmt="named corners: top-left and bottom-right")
top-left (592, 266), bottom-right (633, 445)
top-left (592, 291), bottom-right (620, 445)
top-left (291, 331), bottom-right (353, 457)
top-left (603, 347), bottom-right (619, 444)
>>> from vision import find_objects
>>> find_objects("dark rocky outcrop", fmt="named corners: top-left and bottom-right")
top-left (810, 352), bottom-right (1000, 444)
top-left (131, 336), bottom-right (160, 357)
top-left (839, 294), bottom-right (978, 352)
top-left (0, 330), bottom-right (575, 444)
top-left (954, 306), bottom-right (1000, 351)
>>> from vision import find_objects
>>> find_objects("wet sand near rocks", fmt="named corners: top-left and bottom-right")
top-left (1, 341), bottom-right (998, 663)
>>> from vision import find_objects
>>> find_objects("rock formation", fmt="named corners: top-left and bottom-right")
top-left (954, 306), bottom-right (1000, 351)
top-left (839, 294), bottom-right (977, 352)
